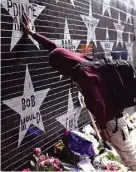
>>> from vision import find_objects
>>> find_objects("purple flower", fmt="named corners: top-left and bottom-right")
top-left (106, 162), bottom-right (117, 171)
top-left (54, 158), bottom-right (61, 166)
top-left (39, 154), bottom-right (46, 162)
top-left (39, 161), bottom-right (45, 168)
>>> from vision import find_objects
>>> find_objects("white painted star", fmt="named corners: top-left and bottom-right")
top-left (102, 0), bottom-right (111, 17)
top-left (126, 6), bottom-right (132, 23)
top-left (100, 27), bottom-right (114, 60)
top-left (80, 1), bottom-right (99, 47)
top-left (55, 0), bottom-right (75, 7)
top-left (114, 12), bottom-right (125, 47)
top-left (54, 18), bottom-right (80, 52)
top-left (56, 89), bottom-right (82, 130)
top-left (1, 0), bottom-right (45, 51)
top-left (2, 66), bottom-right (50, 146)
top-left (125, 32), bottom-right (133, 61)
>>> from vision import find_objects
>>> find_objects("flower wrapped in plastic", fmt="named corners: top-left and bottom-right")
top-left (93, 149), bottom-right (126, 171)
top-left (63, 130), bottom-right (96, 158)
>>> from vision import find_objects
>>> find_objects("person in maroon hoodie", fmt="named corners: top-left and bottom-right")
top-left (21, 13), bottom-right (136, 170)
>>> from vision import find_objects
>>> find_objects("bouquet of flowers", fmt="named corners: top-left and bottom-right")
top-left (22, 148), bottom-right (63, 171)
top-left (93, 150), bottom-right (124, 171)
top-left (54, 139), bottom-right (80, 165)
top-left (54, 140), bottom-right (65, 154)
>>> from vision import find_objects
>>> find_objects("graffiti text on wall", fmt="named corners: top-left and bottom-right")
top-left (54, 18), bottom-right (80, 52)
top-left (56, 90), bottom-right (81, 130)
top-left (1, 0), bottom-right (45, 50)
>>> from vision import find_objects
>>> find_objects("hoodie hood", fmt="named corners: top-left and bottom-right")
top-left (49, 48), bottom-right (88, 76)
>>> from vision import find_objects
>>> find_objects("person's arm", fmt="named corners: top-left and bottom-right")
top-left (80, 72), bottom-right (110, 141)
top-left (21, 12), bottom-right (58, 51)
top-left (84, 83), bottom-right (107, 130)
top-left (78, 69), bottom-right (111, 141)
top-left (31, 32), bottom-right (58, 51)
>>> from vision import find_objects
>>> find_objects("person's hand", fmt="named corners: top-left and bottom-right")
top-left (21, 12), bottom-right (35, 36)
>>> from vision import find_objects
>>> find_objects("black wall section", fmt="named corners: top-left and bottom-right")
top-left (1, 0), bottom-right (136, 171)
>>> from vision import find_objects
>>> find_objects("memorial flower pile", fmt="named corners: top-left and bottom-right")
top-left (22, 125), bottom-right (128, 172)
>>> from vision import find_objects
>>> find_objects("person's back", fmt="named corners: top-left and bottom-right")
top-left (49, 49), bottom-right (136, 170)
